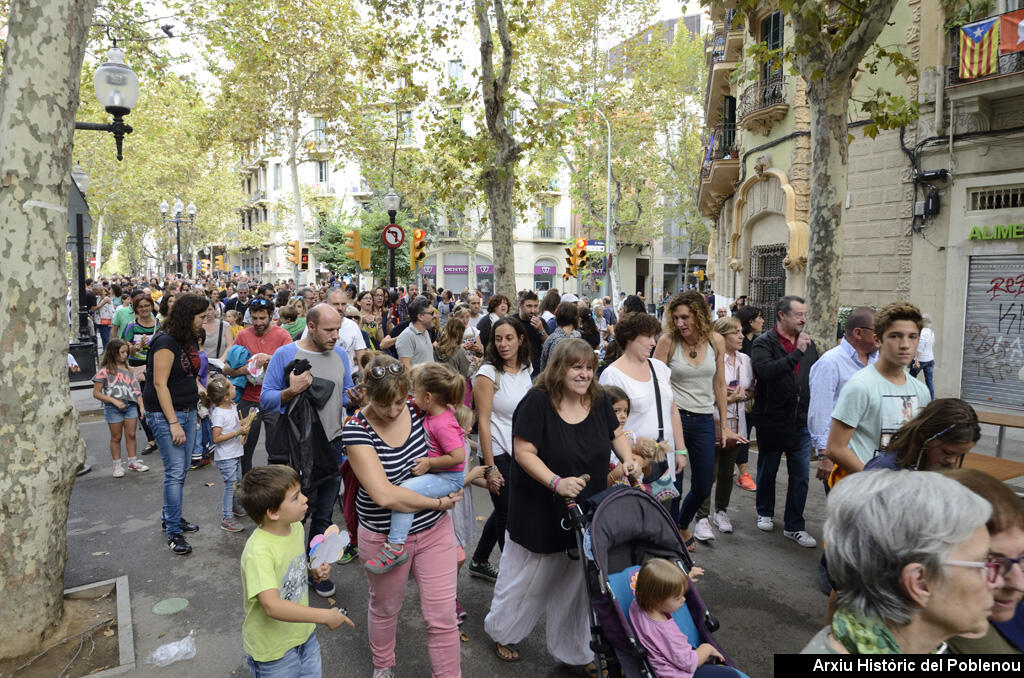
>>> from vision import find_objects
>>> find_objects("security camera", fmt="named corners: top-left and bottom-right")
top-left (917, 169), bottom-right (950, 183)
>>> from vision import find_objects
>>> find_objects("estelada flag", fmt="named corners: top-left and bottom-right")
top-left (960, 17), bottom-right (1000, 79)
top-left (1001, 9), bottom-right (1024, 54)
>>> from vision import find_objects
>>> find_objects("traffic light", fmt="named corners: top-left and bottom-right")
top-left (565, 238), bottom-right (588, 278)
top-left (565, 245), bottom-right (577, 278)
top-left (574, 238), bottom-right (588, 273)
top-left (286, 240), bottom-right (301, 266)
top-left (411, 228), bottom-right (427, 271)
top-left (215, 255), bottom-right (225, 271)
top-left (300, 247), bottom-right (309, 271)
top-left (344, 230), bottom-right (362, 269)
top-left (695, 269), bottom-right (706, 282)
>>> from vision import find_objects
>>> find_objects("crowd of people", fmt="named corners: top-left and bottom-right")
top-left (76, 271), bottom-right (1023, 675)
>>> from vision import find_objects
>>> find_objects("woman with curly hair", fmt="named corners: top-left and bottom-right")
top-left (654, 291), bottom-right (744, 550)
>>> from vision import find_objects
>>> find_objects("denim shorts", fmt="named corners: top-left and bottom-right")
top-left (103, 402), bottom-right (139, 423)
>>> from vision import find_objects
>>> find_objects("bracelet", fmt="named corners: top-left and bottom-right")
top-left (548, 475), bottom-right (561, 492)
top-left (675, 449), bottom-right (688, 456)
top-left (437, 497), bottom-right (443, 509)
top-left (168, 420), bottom-right (179, 425)
top-left (484, 465), bottom-right (496, 476)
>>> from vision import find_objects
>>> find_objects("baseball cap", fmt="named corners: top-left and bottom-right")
top-left (561, 293), bottom-right (580, 303)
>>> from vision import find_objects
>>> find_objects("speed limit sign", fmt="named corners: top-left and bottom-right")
top-left (382, 224), bottom-right (405, 249)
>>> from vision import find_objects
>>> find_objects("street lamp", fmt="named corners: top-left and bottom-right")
top-left (160, 198), bottom-right (197, 275)
top-left (74, 45), bottom-right (139, 161)
top-left (383, 188), bottom-right (400, 289)
top-left (556, 97), bottom-right (613, 298)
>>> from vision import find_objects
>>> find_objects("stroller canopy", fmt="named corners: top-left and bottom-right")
top-left (589, 487), bottom-right (691, 576)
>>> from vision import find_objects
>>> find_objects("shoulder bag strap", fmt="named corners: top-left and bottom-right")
top-left (647, 359), bottom-right (665, 442)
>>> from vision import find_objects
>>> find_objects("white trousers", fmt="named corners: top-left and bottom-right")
top-left (483, 534), bottom-right (593, 666)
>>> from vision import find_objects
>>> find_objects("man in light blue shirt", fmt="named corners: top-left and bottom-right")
top-left (807, 307), bottom-right (878, 487)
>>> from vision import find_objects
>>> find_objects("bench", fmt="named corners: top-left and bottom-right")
top-left (975, 410), bottom-right (1024, 459)
top-left (962, 452), bottom-right (1024, 481)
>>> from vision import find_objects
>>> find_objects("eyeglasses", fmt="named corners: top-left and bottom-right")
top-left (944, 559), bottom-right (1001, 583)
top-left (367, 363), bottom-right (404, 380)
top-left (987, 554), bottom-right (1024, 578)
top-left (250, 300), bottom-right (272, 311)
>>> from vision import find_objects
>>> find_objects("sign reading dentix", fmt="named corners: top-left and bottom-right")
top-left (969, 224), bottom-right (1024, 240)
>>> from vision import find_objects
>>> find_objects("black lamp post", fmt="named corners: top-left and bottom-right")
top-left (159, 198), bottom-right (197, 275)
top-left (74, 45), bottom-right (139, 161)
top-left (383, 188), bottom-right (400, 290)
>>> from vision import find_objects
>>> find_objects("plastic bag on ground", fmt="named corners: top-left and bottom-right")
top-left (147, 629), bottom-right (197, 667)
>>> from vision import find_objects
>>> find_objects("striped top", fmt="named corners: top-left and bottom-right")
top-left (341, 402), bottom-right (444, 535)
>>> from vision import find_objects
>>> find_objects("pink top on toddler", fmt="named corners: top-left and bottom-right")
top-left (422, 407), bottom-right (466, 472)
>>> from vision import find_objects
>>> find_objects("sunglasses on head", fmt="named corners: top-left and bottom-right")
top-left (367, 363), bottom-right (404, 380)
top-left (250, 300), bottom-right (272, 311)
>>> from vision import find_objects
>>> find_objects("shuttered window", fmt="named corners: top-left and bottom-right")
top-left (961, 255), bottom-right (1024, 410)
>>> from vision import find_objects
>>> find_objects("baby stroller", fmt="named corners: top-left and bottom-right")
top-left (564, 485), bottom-right (738, 677)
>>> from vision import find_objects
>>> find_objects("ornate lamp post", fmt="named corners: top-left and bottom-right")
top-left (160, 198), bottom-right (197, 275)
top-left (74, 45), bottom-right (139, 161)
top-left (383, 188), bottom-right (401, 290)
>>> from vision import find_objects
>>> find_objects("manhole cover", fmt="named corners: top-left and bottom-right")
top-left (152, 597), bottom-right (189, 615)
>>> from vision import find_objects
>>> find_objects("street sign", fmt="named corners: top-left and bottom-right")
top-left (382, 224), bottom-right (405, 249)
top-left (586, 239), bottom-right (606, 253)
top-left (89, 257), bottom-right (96, 267)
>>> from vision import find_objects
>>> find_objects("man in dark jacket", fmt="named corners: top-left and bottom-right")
top-left (750, 295), bottom-right (819, 548)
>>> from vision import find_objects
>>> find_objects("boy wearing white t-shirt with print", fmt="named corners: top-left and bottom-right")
top-left (205, 375), bottom-right (252, 533)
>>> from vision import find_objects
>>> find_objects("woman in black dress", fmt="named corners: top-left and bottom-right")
top-left (484, 338), bottom-right (639, 670)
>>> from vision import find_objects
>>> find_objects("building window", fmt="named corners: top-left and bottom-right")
top-left (398, 111), bottom-right (414, 145)
top-left (748, 243), bottom-right (787, 331)
top-left (448, 59), bottom-right (463, 84)
top-left (761, 10), bottom-right (783, 81)
top-left (317, 160), bottom-right (329, 184)
top-left (313, 117), bottom-right (327, 144)
top-left (542, 204), bottom-right (555, 229)
top-left (273, 164), bottom-right (281, 190)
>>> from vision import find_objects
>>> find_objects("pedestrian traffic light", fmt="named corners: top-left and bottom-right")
top-left (411, 229), bottom-right (427, 271)
top-left (286, 240), bottom-right (301, 266)
top-left (215, 255), bottom-right (225, 271)
top-left (300, 247), bottom-right (309, 271)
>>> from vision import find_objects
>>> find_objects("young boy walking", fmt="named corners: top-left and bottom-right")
top-left (238, 465), bottom-right (353, 676)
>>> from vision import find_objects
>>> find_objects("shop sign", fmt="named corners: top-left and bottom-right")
top-left (969, 224), bottom-right (1024, 240)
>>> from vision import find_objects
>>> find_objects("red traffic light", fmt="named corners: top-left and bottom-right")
top-left (413, 229), bottom-right (427, 240)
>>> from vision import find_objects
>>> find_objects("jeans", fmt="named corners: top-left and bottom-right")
top-left (360, 514), bottom-right (460, 676)
top-left (216, 458), bottom-right (242, 520)
top-left (246, 632), bottom-right (321, 678)
top-left (755, 424), bottom-right (812, 532)
top-left (239, 399), bottom-right (280, 475)
top-left (147, 409), bottom-right (198, 538)
top-left (388, 470), bottom-right (466, 544)
top-left (473, 453), bottom-right (512, 563)
top-left (103, 402), bottom-right (139, 424)
top-left (910, 360), bottom-right (935, 399)
top-left (304, 440), bottom-right (343, 542)
top-left (675, 411), bottom-right (716, 529)
top-left (96, 323), bottom-right (111, 349)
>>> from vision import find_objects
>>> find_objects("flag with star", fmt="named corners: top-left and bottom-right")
top-left (960, 17), bottom-right (1000, 79)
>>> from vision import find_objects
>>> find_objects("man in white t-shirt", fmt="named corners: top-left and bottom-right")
top-left (826, 302), bottom-right (931, 477)
top-left (301, 288), bottom-right (366, 373)
top-left (910, 313), bottom-right (935, 399)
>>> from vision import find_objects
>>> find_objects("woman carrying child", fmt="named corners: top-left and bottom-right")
top-left (203, 375), bottom-right (252, 533)
top-left (92, 338), bottom-right (149, 477)
top-left (342, 354), bottom-right (463, 678)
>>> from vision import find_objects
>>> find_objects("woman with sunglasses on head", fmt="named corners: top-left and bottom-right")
top-left (342, 354), bottom-right (463, 678)
top-left (943, 468), bottom-right (1024, 654)
top-left (864, 398), bottom-right (980, 472)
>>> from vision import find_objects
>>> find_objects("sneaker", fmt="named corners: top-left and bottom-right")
top-left (339, 543), bottom-right (359, 565)
top-left (232, 505), bottom-right (247, 518)
top-left (713, 510), bottom-right (733, 533)
top-left (126, 458), bottom-right (149, 472)
top-left (757, 515), bottom-right (774, 532)
top-left (783, 530), bottom-right (818, 548)
top-left (167, 534), bottom-right (192, 555)
top-left (455, 600), bottom-right (467, 623)
top-left (112, 462), bottom-right (125, 478)
top-left (189, 457), bottom-right (203, 470)
top-left (693, 518), bottom-right (715, 542)
top-left (310, 578), bottom-right (335, 598)
top-left (364, 543), bottom-right (408, 575)
top-left (162, 519), bottom-right (199, 533)
top-left (371, 667), bottom-right (395, 678)
top-left (736, 472), bottom-right (756, 492)
top-left (468, 560), bottom-right (499, 582)
top-left (220, 518), bottom-right (245, 533)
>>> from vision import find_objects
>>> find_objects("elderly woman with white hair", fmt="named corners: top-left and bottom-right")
top-left (803, 470), bottom-right (997, 654)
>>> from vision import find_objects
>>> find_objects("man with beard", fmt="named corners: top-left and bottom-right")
top-left (223, 282), bottom-right (253, 324)
top-left (261, 303), bottom-right (356, 598)
top-left (223, 298), bottom-right (292, 474)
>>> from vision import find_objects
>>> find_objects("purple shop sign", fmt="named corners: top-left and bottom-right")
top-left (477, 265), bottom-right (493, 274)
top-left (443, 265), bottom-right (469, 274)
top-left (420, 265), bottom-right (436, 274)
top-left (534, 264), bottom-right (556, 275)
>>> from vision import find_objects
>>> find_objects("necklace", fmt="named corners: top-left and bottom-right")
top-left (683, 338), bottom-right (700, 359)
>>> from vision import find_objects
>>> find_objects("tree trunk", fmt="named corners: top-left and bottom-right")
top-left (803, 80), bottom-right (851, 350)
top-left (0, 0), bottom-right (96, 657)
top-left (683, 236), bottom-right (693, 291)
top-left (482, 168), bottom-right (517, 298)
top-left (288, 117), bottom-right (303, 282)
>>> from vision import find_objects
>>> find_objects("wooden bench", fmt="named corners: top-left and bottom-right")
top-left (975, 410), bottom-right (1024, 459)
top-left (962, 452), bottom-right (1024, 481)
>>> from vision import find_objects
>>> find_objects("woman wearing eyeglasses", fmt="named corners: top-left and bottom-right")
top-left (944, 468), bottom-right (1024, 654)
top-left (802, 470), bottom-right (997, 654)
top-left (342, 354), bottom-right (463, 678)
top-left (864, 399), bottom-right (980, 472)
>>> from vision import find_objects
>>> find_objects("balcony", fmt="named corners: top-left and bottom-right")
top-left (534, 226), bottom-right (566, 240)
top-left (738, 75), bottom-right (789, 135)
top-left (697, 123), bottom-right (739, 218)
top-left (946, 16), bottom-right (1024, 127)
top-left (704, 24), bottom-right (741, 126)
top-left (250, 189), bottom-right (267, 204)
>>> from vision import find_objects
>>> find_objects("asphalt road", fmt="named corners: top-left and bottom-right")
top-left (66, 410), bottom-right (826, 678)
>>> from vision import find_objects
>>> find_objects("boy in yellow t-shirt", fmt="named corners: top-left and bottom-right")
top-left (237, 465), bottom-right (353, 675)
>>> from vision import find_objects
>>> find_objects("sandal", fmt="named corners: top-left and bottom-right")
top-left (494, 642), bottom-right (520, 662)
top-left (680, 528), bottom-right (697, 553)
top-left (561, 661), bottom-right (607, 677)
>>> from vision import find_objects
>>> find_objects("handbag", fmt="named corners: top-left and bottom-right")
top-left (715, 414), bottom-right (737, 449)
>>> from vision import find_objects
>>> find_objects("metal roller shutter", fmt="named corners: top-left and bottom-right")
top-left (961, 255), bottom-right (1024, 410)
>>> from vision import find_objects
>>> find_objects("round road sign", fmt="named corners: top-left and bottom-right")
top-left (382, 224), bottom-right (405, 249)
